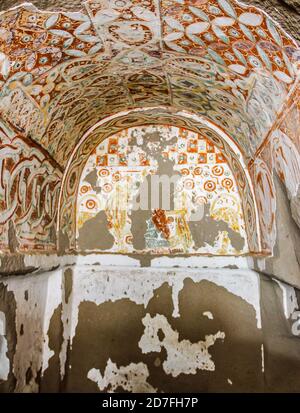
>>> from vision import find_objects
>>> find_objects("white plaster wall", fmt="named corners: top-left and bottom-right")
top-left (0, 261), bottom-right (299, 392)
top-left (0, 311), bottom-right (9, 381)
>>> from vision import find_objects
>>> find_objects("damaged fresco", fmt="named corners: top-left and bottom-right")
top-left (76, 125), bottom-right (248, 255)
top-left (60, 108), bottom-right (260, 254)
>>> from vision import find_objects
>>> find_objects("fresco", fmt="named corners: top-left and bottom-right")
top-left (76, 125), bottom-right (248, 255)
top-left (244, 85), bottom-right (300, 254)
top-left (0, 117), bottom-right (62, 253)
top-left (60, 108), bottom-right (259, 253)
top-left (0, 0), bottom-right (298, 169)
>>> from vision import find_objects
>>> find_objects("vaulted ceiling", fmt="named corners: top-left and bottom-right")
top-left (0, 0), bottom-right (299, 168)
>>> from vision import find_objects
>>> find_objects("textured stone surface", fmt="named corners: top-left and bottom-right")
top-left (0, 0), bottom-right (83, 12)
top-left (291, 186), bottom-right (300, 230)
top-left (243, 0), bottom-right (300, 42)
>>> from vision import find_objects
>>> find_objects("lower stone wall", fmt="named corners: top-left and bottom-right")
top-left (0, 265), bottom-right (299, 393)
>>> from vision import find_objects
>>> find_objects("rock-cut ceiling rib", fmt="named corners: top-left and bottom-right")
top-left (0, 0), bottom-right (299, 168)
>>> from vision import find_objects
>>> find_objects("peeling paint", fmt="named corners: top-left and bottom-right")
top-left (76, 125), bottom-right (248, 255)
top-left (261, 344), bottom-right (265, 373)
top-left (138, 313), bottom-right (225, 377)
top-left (275, 279), bottom-right (299, 319)
top-left (88, 359), bottom-right (156, 393)
top-left (203, 311), bottom-right (214, 320)
top-left (61, 267), bottom-right (261, 351)
top-left (0, 311), bottom-right (9, 381)
top-left (0, 0), bottom-right (299, 395)
top-left (23, 253), bottom-right (252, 271)
top-left (2, 270), bottom-right (62, 391)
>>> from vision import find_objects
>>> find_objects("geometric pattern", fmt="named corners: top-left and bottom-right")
top-left (58, 108), bottom-right (259, 253)
top-left (77, 125), bottom-right (248, 255)
top-left (0, 0), bottom-right (298, 168)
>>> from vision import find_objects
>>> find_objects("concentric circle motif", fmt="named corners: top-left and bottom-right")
top-left (204, 180), bottom-right (216, 192)
top-left (194, 167), bottom-right (202, 176)
top-left (80, 185), bottom-right (89, 194)
top-left (184, 179), bottom-right (195, 190)
top-left (195, 196), bottom-right (207, 205)
top-left (103, 183), bottom-right (113, 193)
top-left (112, 172), bottom-right (121, 182)
top-left (180, 168), bottom-right (190, 176)
top-left (212, 165), bottom-right (224, 176)
top-left (125, 235), bottom-right (133, 245)
top-left (86, 199), bottom-right (97, 210)
top-left (222, 178), bottom-right (233, 190)
top-left (99, 168), bottom-right (110, 177)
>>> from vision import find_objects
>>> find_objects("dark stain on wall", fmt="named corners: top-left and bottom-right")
top-left (41, 304), bottom-right (64, 393)
top-left (85, 170), bottom-right (98, 189)
top-left (64, 299), bottom-right (147, 392)
top-left (131, 209), bottom-right (151, 251)
top-left (0, 284), bottom-right (17, 393)
top-left (64, 268), bottom-right (73, 305)
top-left (63, 278), bottom-right (263, 393)
top-left (260, 274), bottom-right (300, 392)
top-left (131, 156), bottom-right (181, 251)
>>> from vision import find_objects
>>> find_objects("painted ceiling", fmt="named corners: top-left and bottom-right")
top-left (0, 0), bottom-right (299, 169)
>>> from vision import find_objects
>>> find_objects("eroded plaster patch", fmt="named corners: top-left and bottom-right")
top-left (203, 311), bottom-right (214, 320)
top-left (275, 279), bottom-right (299, 319)
top-left (0, 263), bottom-right (263, 389)
top-left (2, 270), bottom-right (62, 391)
top-left (0, 310), bottom-right (9, 381)
top-left (138, 313), bottom-right (225, 377)
top-left (275, 279), bottom-right (300, 336)
top-left (87, 359), bottom-right (156, 393)
top-left (61, 266), bottom-right (261, 361)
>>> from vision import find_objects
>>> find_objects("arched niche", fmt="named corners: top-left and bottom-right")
top-left (58, 107), bottom-right (262, 255)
